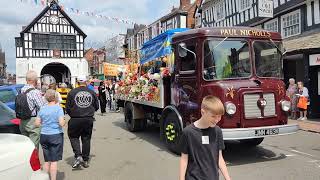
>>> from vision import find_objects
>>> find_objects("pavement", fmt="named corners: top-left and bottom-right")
top-left (288, 118), bottom-right (320, 133)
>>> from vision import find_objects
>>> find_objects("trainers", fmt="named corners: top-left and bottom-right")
top-left (82, 161), bottom-right (89, 168)
top-left (297, 117), bottom-right (302, 120)
top-left (72, 156), bottom-right (83, 168)
top-left (301, 117), bottom-right (307, 121)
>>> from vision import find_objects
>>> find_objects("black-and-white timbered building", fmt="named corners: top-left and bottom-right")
top-left (15, 0), bottom-right (87, 86)
top-left (196, 0), bottom-right (320, 118)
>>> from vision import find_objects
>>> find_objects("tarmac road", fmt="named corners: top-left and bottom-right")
top-left (55, 112), bottom-right (320, 180)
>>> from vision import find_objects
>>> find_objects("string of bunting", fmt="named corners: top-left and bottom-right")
top-left (15, 0), bottom-right (136, 25)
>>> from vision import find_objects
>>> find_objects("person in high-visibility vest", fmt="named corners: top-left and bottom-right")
top-left (57, 83), bottom-right (70, 112)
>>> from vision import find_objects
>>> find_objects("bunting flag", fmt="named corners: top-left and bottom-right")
top-left (15, 0), bottom-right (136, 25)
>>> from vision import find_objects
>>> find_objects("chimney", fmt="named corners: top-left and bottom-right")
top-left (180, 0), bottom-right (191, 8)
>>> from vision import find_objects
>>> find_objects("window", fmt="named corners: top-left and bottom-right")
top-left (215, 0), bottom-right (225, 21)
top-left (239, 0), bottom-right (252, 11)
top-left (0, 90), bottom-right (16, 103)
top-left (264, 18), bottom-right (278, 32)
top-left (32, 34), bottom-right (49, 49)
top-left (33, 34), bottom-right (76, 50)
top-left (203, 39), bottom-right (251, 80)
top-left (254, 40), bottom-right (283, 78)
top-left (178, 43), bottom-right (196, 72)
top-left (281, 10), bottom-right (301, 38)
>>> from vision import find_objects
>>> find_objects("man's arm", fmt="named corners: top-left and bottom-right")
top-left (66, 91), bottom-right (73, 114)
top-left (34, 117), bottom-right (41, 127)
top-left (219, 150), bottom-right (231, 180)
top-left (179, 153), bottom-right (188, 180)
top-left (33, 90), bottom-right (46, 110)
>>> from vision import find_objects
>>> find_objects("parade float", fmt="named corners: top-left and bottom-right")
top-left (115, 29), bottom-right (184, 108)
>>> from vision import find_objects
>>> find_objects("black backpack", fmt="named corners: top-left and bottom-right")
top-left (15, 88), bottom-right (35, 120)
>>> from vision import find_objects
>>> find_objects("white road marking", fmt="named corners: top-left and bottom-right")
top-left (285, 154), bottom-right (296, 157)
top-left (291, 150), bottom-right (316, 157)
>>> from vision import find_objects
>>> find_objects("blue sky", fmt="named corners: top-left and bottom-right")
top-left (0, 0), bottom-right (180, 74)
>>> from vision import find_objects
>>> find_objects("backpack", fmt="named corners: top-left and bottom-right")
top-left (15, 88), bottom-right (35, 120)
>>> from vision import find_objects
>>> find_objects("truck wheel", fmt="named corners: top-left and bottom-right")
top-left (240, 138), bottom-right (264, 147)
top-left (162, 112), bottom-right (182, 154)
top-left (124, 103), bottom-right (146, 132)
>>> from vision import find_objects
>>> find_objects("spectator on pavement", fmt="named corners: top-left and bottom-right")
top-left (179, 95), bottom-right (231, 180)
top-left (66, 75), bottom-right (99, 169)
top-left (19, 70), bottom-right (46, 149)
top-left (297, 81), bottom-right (309, 121)
top-left (286, 78), bottom-right (298, 120)
top-left (34, 89), bottom-right (65, 180)
top-left (87, 81), bottom-right (94, 91)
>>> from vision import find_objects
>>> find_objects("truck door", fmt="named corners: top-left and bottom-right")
top-left (173, 39), bottom-right (199, 125)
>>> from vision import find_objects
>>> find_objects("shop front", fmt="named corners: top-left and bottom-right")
top-left (283, 32), bottom-right (320, 118)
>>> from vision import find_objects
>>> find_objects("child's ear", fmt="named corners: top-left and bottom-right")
top-left (201, 108), bottom-right (205, 116)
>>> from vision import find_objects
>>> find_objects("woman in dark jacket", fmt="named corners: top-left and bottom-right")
top-left (98, 81), bottom-right (107, 115)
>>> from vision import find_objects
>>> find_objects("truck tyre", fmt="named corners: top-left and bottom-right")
top-left (124, 103), bottom-right (146, 132)
top-left (162, 112), bottom-right (182, 154)
top-left (240, 138), bottom-right (264, 147)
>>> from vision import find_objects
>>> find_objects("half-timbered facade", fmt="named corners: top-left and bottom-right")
top-left (15, 0), bottom-right (88, 86)
top-left (196, 0), bottom-right (320, 118)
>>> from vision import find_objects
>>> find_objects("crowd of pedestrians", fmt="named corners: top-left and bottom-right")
top-left (16, 70), bottom-right (101, 180)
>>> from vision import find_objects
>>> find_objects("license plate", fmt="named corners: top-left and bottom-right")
top-left (255, 128), bottom-right (279, 136)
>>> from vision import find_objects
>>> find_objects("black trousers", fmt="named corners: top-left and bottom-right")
top-left (67, 117), bottom-right (94, 161)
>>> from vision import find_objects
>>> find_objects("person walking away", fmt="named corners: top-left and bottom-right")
top-left (57, 83), bottom-right (70, 113)
top-left (106, 80), bottom-right (112, 110)
top-left (296, 81), bottom-right (309, 120)
top-left (179, 95), bottom-right (231, 180)
top-left (34, 89), bottom-right (65, 180)
top-left (286, 78), bottom-right (298, 119)
top-left (98, 81), bottom-right (107, 115)
top-left (49, 83), bottom-right (62, 105)
top-left (66, 75), bottom-right (99, 168)
top-left (16, 70), bottom-right (46, 149)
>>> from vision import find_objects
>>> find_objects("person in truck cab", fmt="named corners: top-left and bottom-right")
top-left (179, 95), bottom-right (231, 180)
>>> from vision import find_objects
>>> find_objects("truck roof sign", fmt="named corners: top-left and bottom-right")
top-left (220, 28), bottom-right (272, 38)
top-left (172, 27), bottom-right (282, 41)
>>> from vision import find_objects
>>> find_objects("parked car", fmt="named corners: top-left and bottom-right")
top-left (0, 101), bottom-right (20, 134)
top-left (0, 133), bottom-right (49, 180)
top-left (0, 84), bottom-right (24, 110)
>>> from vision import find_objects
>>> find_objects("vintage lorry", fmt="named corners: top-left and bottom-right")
top-left (116, 27), bottom-right (299, 153)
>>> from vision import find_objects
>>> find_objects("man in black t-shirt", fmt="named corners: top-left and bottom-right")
top-left (66, 75), bottom-right (99, 169)
top-left (179, 96), bottom-right (231, 180)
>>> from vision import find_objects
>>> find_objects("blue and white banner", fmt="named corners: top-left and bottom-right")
top-left (140, 28), bottom-right (189, 64)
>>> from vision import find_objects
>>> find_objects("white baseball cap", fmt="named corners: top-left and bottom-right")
top-left (78, 75), bottom-right (87, 82)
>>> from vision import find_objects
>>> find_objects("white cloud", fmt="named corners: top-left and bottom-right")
top-left (0, 0), bottom-right (179, 73)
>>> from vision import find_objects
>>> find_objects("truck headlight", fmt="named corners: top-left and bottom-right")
top-left (281, 100), bottom-right (291, 112)
top-left (225, 102), bottom-right (236, 115)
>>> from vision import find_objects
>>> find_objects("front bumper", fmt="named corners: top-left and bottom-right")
top-left (222, 124), bottom-right (299, 140)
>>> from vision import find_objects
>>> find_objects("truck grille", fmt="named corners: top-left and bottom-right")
top-left (243, 93), bottom-right (276, 118)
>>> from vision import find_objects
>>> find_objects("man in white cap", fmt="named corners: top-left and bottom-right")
top-left (66, 75), bottom-right (99, 168)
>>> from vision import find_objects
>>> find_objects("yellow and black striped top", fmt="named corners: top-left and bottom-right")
top-left (57, 88), bottom-right (70, 108)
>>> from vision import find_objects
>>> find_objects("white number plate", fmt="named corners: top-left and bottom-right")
top-left (255, 128), bottom-right (279, 136)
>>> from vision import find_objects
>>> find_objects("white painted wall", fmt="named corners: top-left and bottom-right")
top-left (16, 58), bottom-right (88, 86)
